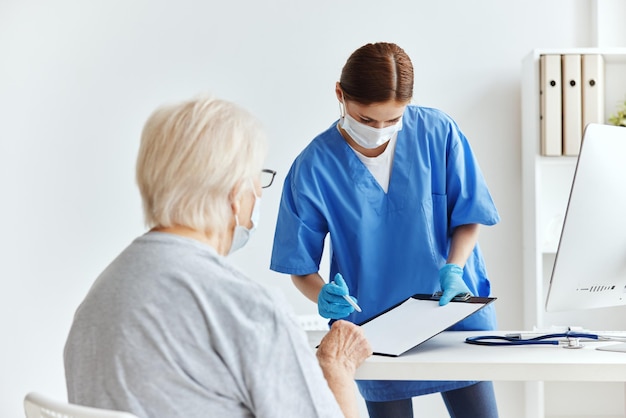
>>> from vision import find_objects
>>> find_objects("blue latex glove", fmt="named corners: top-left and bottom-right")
top-left (438, 263), bottom-right (472, 306)
top-left (318, 273), bottom-right (358, 319)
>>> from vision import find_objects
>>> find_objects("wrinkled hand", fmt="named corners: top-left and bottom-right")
top-left (317, 320), bottom-right (372, 418)
top-left (438, 263), bottom-right (472, 306)
top-left (318, 273), bottom-right (358, 319)
top-left (316, 320), bottom-right (372, 376)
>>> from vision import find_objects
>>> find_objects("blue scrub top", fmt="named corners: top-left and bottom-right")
top-left (270, 105), bottom-right (500, 401)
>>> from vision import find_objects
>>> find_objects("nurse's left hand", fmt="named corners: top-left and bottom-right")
top-left (438, 263), bottom-right (472, 306)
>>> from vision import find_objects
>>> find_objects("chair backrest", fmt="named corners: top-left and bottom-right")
top-left (24, 392), bottom-right (139, 418)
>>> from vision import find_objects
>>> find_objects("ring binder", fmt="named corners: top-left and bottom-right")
top-left (562, 54), bottom-right (582, 155)
top-left (540, 55), bottom-right (563, 156)
top-left (582, 54), bottom-right (605, 130)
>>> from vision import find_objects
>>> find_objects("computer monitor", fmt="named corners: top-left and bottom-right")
top-left (546, 123), bottom-right (626, 312)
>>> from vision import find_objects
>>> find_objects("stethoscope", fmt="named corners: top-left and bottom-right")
top-left (465, 332), bottom-right (606, 349)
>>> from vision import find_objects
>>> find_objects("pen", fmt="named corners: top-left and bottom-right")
top-left (331, 280), bottom-right (362, 312)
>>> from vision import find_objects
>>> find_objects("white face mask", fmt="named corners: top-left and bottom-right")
top-left (228, 183), bottom-right (261, 255)
top-left (340, 103), bottom-right (403, 149)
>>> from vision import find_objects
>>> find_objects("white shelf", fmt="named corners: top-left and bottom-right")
top-left (521, 48), bottom-right (626, 418)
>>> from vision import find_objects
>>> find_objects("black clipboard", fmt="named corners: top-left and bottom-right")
top-left (358, 293), bottom-right (496, 357)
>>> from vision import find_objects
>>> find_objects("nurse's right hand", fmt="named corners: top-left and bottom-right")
top-left (318, 273), bottom-right (356, 319)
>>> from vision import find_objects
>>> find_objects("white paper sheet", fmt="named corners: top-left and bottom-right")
top-left (360, 296), bottom-right (494, 356)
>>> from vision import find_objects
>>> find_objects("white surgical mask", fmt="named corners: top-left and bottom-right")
top-left (228, 183), bottom-right (261, 255)
top-left (340, 103), bottom-right (403, 149)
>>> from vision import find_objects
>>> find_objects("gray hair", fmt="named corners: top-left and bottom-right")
top-left (136, 94), bottom-right (267, 234)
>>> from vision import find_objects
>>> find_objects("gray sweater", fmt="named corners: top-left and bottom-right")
top-left (64, 232), bottom-right (342, 418)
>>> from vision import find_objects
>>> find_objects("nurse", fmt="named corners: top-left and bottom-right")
top-left (270, 42), bottom-right (500, 418)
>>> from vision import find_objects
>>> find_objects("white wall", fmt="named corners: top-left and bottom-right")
top-left (0, 1), bottom-right (594, 417)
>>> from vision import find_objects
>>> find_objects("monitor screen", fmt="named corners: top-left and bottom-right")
top-left (546, 123), bottom-right (626, 312)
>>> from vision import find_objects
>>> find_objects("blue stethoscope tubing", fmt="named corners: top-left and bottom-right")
top-left (465, 332), bottom-right (600, 346)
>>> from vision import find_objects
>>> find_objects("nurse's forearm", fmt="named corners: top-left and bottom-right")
top-left (447, 223), bottom-right (480, 267)
top-left (291, 273), bottom-right (325, 303)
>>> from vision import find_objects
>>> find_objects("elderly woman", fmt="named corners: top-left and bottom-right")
top-left (64, 95), bottom-right (371, 418)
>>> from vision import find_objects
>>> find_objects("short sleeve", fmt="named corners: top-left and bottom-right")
top-left (270, 162), bottom-right (328, 276)
top-left (445, 121), bottom-right (500, 229)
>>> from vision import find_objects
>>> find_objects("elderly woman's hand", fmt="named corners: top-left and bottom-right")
top-left (316, 320), bottom-right (372, 376)
top-left (315, 320), bottom-right (371, 418)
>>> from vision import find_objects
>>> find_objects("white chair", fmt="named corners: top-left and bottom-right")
top-left (24, 392), bottom-right (139, 418)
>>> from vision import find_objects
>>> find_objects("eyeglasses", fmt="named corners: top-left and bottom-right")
top-left (261, 169), bottom-right (277, 189)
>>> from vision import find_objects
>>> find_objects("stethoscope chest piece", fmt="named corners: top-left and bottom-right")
top-left (563, 338), bottom-right (584, 349)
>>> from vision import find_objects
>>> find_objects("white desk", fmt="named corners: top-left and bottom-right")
top-left (308, 330), bottom-right (626, 382)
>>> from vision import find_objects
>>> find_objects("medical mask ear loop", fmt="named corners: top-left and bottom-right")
top-left (338, 97), bottom-right (346, 119)
top-left (228, 213), bottom-right (246, 255)
top-left (227, 181), bottom-right (259, 255)
top-left (337, 95), bottom-right (355, 140)
top-left (337, 96), bottom-right (347, 137)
